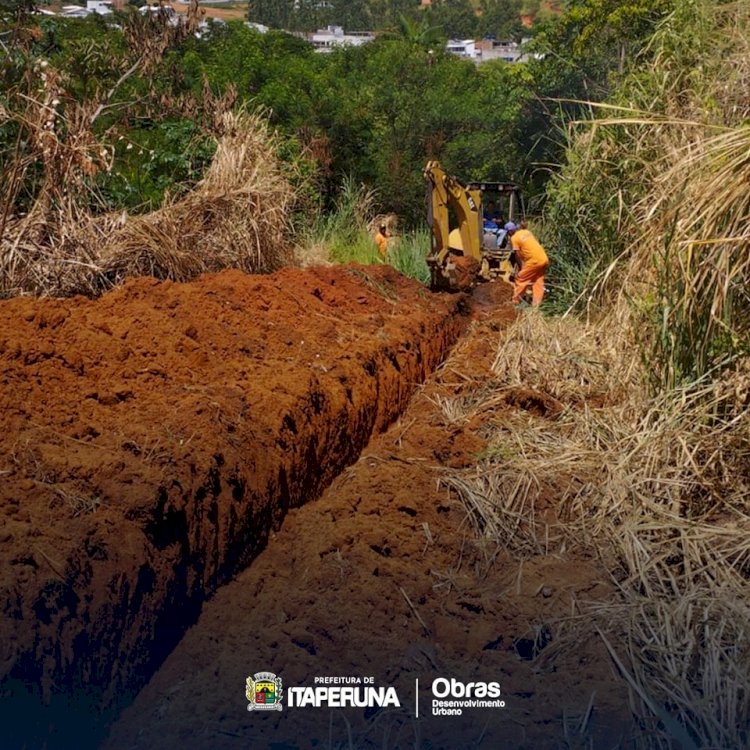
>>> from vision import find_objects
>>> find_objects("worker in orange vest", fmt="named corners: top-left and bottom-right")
top-left (375, 224), bottom-right (389, 259)
top-left (505, 221), bottom-right (549, 306)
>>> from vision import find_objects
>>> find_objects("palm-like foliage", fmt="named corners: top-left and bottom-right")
top-left (388, 12), bottom-right (445, 49)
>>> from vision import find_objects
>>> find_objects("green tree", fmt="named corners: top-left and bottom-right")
top-left (288, 0), bottom-right (325, 32)
top-left (310, 36), bottom-right (534, 222)
top-left (368, 0), bottom-right (420, 30)
top-left (331, 0), bottom-right (371, 30)
top-left (534, 0), bottom-right (674, 81)
top-left (520, 0), bottom-right (540, 17)
top-left (388, 11), bottom-right (445, 48)
top-left (247, 0), bottom-right (295, 29)
top-left (477, 0), bottom-right (523, 39)
top-left (427, 0), bottom-right (477, 39)
top-left (517, 0), bottom-right (674, 199)
top-left (0, 0), bottom-right (35, 16)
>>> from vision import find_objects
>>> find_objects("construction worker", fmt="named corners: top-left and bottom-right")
top-left (375, 224), bottom-right (389, 259)
top-left (505, 221), bottom-right (549, 306)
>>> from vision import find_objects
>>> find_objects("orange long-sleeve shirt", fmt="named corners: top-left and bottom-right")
top-left (375, 231), bottom-right (388, 258)
top-left (511, 229), bottom-right (548, 266)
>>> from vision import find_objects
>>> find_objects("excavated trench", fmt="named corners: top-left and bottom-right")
top-left (0, 266), bottom-right (468, 749)
top-left (103, 281), bottom-right (632, 750)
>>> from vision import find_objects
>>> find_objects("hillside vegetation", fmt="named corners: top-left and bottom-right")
top-left (0, 0), bottom-right (672, 295)
top-left (247, 0), bottom-right (557, 38)
top-left (465, 1), bottom-right (750, 745)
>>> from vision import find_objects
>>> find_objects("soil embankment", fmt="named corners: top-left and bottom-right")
top-left (104, 283), bottom-right (631, 750)
top-left (0, 266), bottom-right (467, 747)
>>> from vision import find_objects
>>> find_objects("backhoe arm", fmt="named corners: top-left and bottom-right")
top-left (424, 160), bottom-right (483, 290)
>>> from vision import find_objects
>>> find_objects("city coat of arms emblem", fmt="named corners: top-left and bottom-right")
top-left (246, 672), bottom-right (283, 711)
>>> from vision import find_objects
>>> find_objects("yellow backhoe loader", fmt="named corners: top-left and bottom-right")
top-left (424, 160), bottom-right (522, 291)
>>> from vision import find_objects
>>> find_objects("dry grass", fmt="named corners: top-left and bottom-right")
top-left (443, 310), bottom-right (750, 748)
top-left (506, 13), bottom-right (750, 741)
top-left (442, 468), bottom-right (549, 559)
top-left (0, 6), bottom-right (299, 299)
top-left (490, 6), bottom-right (750, 733)
top-left (491, 310), bottom-right (639, 403)
top-left (95, 110), bottom-right (298, 287)
top-left (0, 109), bottom-right (298, 297)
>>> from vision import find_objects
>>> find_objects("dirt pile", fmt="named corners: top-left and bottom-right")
top-left (104, 283), bottom-right (631, 750)
top-left (0, 265), bottom-right (467, 747)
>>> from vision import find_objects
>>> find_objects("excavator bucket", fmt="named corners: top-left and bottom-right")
top-left (428, 254), bottom-right (481, 292)
top-left (429, 263), bottom-right (455, 292)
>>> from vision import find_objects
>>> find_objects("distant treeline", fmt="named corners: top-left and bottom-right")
top-left (0, 0), bottom-right (673, 227)
top-left (248, 0), bottom-right (545, 40)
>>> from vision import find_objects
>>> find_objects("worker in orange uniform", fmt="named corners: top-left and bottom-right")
top-left (505, 221), bottom-right (549, 306)
top-left (375, 224), bottom-right (389, 259)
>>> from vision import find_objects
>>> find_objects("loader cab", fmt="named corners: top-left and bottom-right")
top-left (468, 181), bottom-right (523, 226)
top-left (473, 182), bottom-right (523, 257)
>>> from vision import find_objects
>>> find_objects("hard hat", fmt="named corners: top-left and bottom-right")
top-left (504, 222), bottom-right (517, 232)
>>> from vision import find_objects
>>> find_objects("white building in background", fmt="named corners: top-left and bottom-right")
top-left (308, 25), bottom-right (375, 52)
top-left (447, 38), bottom-right (536, 64)
top-left (60, 4), bottom-right (91, 17)
top-left (446, 39), bottom-right (480, 59)
top-left (87, 0), bottom-right (114, 14)
top-left (58, 1), bottom-right (114, 16)
top-left (294, 0), bottom-right (332, 8)
top-left (245, 21), bottom-right (269, 33)
top-left (475, 39), bottom-right (523, 63)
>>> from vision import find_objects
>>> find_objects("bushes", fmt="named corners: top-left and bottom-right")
top-left (97, 119), bottom-right (217, 212)
top-left (543, 0), bottom-right (750, 386)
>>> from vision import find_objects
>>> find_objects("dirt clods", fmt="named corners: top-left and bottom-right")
top-left (0, 265), bottom-right (466, 746)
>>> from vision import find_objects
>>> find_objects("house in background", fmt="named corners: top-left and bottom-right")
top-left (308, 26), bottom-right (375, 52)
top-left (246, 21), bottom-right (269, 33)
top-left (60, 4), bottom-right (91, 17)
top-left (446, 39), bottom-right (479, 59)
top-left (87, 0), bottom-right (114, 14)
top-left (476, 39), bottom-right (524, 63)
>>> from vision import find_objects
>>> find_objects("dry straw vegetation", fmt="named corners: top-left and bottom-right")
top-left (448, 313), bottom-right (750, 748)
top-left (0, 10), bottom-right (300, 298)
top-left (94, 109), bottom-right (298, 287)
top-left (0, 104), bottom-right (299, 297)
top-left (446, 1), bottom-right (750, 747)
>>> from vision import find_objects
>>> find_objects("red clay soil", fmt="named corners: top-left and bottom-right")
top-left (0, 265), bottom-right (467, 748)
top-left (103, 283), bottom-right (632, 750)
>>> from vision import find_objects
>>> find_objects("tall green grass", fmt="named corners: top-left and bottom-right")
top-left (544, 0), bottom-right (750, 388)
top-left (297, 177), bottom-right (430, 283)
top-left (387, 229), bottom-right (430, 284)
top-left (300, 176), bottom-right (380, 264)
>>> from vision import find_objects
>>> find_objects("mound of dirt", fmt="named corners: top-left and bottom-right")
top-left (0, 265), bottom-right (467, 747)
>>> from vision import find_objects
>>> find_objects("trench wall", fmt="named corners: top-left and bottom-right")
top-left (0, 266), bottom-right (467, 745)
